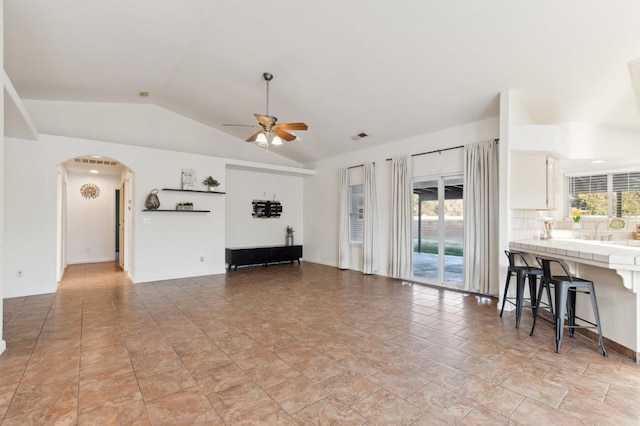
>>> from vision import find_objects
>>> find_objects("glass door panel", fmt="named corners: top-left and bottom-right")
top-left (443, 176), bottom-right (464, 286)
top-left (413, 175), bottom-right (464, 287)
top-left (413, 179), bottom-right (439, 283)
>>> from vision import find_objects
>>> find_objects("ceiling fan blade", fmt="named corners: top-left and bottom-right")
top-left (274, 122), bottom-right (308, 131)
top-left (254, 114), bottom-right (277, 127)
top-left (223, 123), bottom-right (259, 128)
top-left (274, 128), bottom-right (297, 142)
top-left (246, 131), bottom-right (262, 142)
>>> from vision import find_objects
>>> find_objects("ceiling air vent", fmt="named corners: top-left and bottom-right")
top-left (73, 158), bottom-right (119, 166)
top-left (350, 132), bottom-right (369, 141)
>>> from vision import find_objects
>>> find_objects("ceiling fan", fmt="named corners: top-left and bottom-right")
top-left (224, 72), bottom-right (308, 146)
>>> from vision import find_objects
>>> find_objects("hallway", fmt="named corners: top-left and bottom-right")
top-left (0, 262), bottom-right (638, 424)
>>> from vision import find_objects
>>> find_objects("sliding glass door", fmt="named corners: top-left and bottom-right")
top-left (413, 175), bottom-right (464, 287)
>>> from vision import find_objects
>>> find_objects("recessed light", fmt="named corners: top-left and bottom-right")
top-left (591, 160), bottom-right (605, 164)
top-left (90, 170), bottom-right (99, 174)
top-left (139, 91), bottom-right (149, 97)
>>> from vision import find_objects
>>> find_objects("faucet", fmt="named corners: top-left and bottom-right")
top-left (595, 220), bottom-right (609, 240)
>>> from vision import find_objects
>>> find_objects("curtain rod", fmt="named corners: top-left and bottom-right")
top-left (347, 162), bottom-right (375, 170)
top-left (385, 138), bottom-right (499, 161)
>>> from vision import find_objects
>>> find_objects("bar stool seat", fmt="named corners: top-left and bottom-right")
top-left (530, 256), bottom-right (607, 356)
top-left (500, 250), bottom-right (543, 328)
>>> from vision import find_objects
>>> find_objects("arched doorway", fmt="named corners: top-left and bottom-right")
top-left (57, 155), bottom-right (133, 281)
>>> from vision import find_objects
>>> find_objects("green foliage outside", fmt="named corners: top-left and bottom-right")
top-left (571, 192), bottom-right (640, 216)
top-left (414, 241), bottom-right (463, 257)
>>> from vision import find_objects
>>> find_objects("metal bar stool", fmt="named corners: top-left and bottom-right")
top-left (530, 256), bottom-right (607, 356)
top-left (500, 250), bottom-right (543, 328)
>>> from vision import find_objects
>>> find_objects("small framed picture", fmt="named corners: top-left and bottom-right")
top-left (182, 169), bottom-right (196, 190)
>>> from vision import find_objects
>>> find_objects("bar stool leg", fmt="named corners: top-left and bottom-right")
top-left (555, 282), bottom-right (569, 353)
top-left (515, 270), bottom-right (526, 329)
top-left (500, 271), bottom-right (512, 317)
top-left (567, 288), bottom-right (577, 338)
top-left (544, 280), bottom-right (555, 323)
top-left (588, 287), bottom-right (608, 356)
top-left (528, 273), bottom-right (538, 315)
top-left (529, 278), bottom-right (544, 336)
top-left (530, 277), bottom-right (555, 337)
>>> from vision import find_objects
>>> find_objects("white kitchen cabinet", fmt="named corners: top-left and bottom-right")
top-left (510, 152), bottom-right (557, 210)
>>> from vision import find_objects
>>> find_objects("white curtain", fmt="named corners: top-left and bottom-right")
top-left (463, 140), bottom-right (499, 295)
top-left (391, 156), bottom-right (413, 279)
top-left (338, 168), bottom-right (350, 269)
top-left (362, 163), bottom-right (378, 274)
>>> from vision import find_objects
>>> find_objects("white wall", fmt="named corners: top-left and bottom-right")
top-left (0, 0), bottom-right (6, 354)
top-left (23, 100), bottom-right (302, 169)
top-left (3, 134), bottom-right (231, 297)
top-left (225, 168), bottom-right (303, 249)
top-left (66, 172), bottom-right (122, 264)
top-left (303, 117), bottom-right (499, 278)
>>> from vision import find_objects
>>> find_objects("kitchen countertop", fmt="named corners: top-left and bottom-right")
top-left (511, 238), bottom-right (640, 359)
top-left (510, 239), bottom-right (640, 294)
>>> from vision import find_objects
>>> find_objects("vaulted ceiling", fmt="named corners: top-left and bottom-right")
top-left (5, 1), bottom-right (640, 164)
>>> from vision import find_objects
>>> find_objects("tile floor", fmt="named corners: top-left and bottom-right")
top-left (0, 261), bottom-right (639, 425)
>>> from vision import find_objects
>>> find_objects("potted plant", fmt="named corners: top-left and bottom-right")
top-left (570, 208), bottom-right (582, 229)
top-left (202, 176), bottom-right (220, 191)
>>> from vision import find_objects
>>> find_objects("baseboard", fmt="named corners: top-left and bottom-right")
top-left (574, 328), bottom-right (637, 362)
top-left (68, 258), bottom-right (115, 264)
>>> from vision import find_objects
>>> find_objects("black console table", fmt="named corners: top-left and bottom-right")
top-left (225, 245), bottom-right (303, 270)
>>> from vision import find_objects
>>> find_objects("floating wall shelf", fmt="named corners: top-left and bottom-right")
top-left (142, 209), bottom-right (210, 213)
top-left (162, 188), bottom-right (226, 194)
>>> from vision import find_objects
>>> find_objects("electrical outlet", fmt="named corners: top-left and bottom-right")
top-left (143, 218), bottom-right (150, 224)
top-left (17, 270), bottom-right (23, 278)
top-left (200, 256), bottom-right (204, 262)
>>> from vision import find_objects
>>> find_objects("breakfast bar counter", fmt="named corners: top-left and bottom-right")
top-left (509, 239), bottom-right (640, 360)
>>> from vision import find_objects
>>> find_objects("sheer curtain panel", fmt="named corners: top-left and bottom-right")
top-left (362, 163), bottom-right (379, 274)
top-left (463, 140), bottom-right (499, 295)
top-left (391, 156), bottom-right (413, 278)
top-left (338, 168), bottom-right (350, 269)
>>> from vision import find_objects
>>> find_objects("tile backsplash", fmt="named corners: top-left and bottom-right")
top-left (510, 209), bottom-right (639, 241)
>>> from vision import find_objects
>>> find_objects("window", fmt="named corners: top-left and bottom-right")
top-left (349, 184), bottom-right (364, 243)
top-left (567, 171), bottom-right (640, 216)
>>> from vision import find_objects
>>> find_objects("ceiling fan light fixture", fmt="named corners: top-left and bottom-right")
top-left (256, 132), bottom-right (268, 145)
top-left (271, 135), bottom-right (283, 146)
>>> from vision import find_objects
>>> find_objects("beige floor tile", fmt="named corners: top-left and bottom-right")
top-left (292, 396), bottom-right (367, 425)
top-left (225, 401), bottom-right (298, 425)
top-left (265, 375), bottom-right (329, 414)
top-left (500, 370), bottom-right (569, 409)
top-left (207, 379), bottom-right (273, 421)
top-left (352, 389), bottom-right (424, 425)
top-left (1, 261), bottom-right (636, 424)
top-left (79, 371), bottom-right (140, 409)
top-left (7, 376), bottom-right (78, 418)
top-left (321, 370), bottom-right (382, 407)
top-left (195, 362), bottom-right (250, 394)
top-left (145, 386), bottom-right (222, 425)
top-left (455, 377), bottom-right (524, 418)
top-left (406, 382), bottom-right (477, 424)
top-left (293, 354), bottom-right (346, 383)
top-left (3, 397), bottom-right (77, 426)
top-left (130, 347), bottom-right (184, 379)
top-left (137, 367), bottom-right (197, 402)
top-left (457, 405), bottom-right (511, 425)
top-left (77, 392), bottom-right (149, 425)
top-left (510, 398), bottom-right (588, 425)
